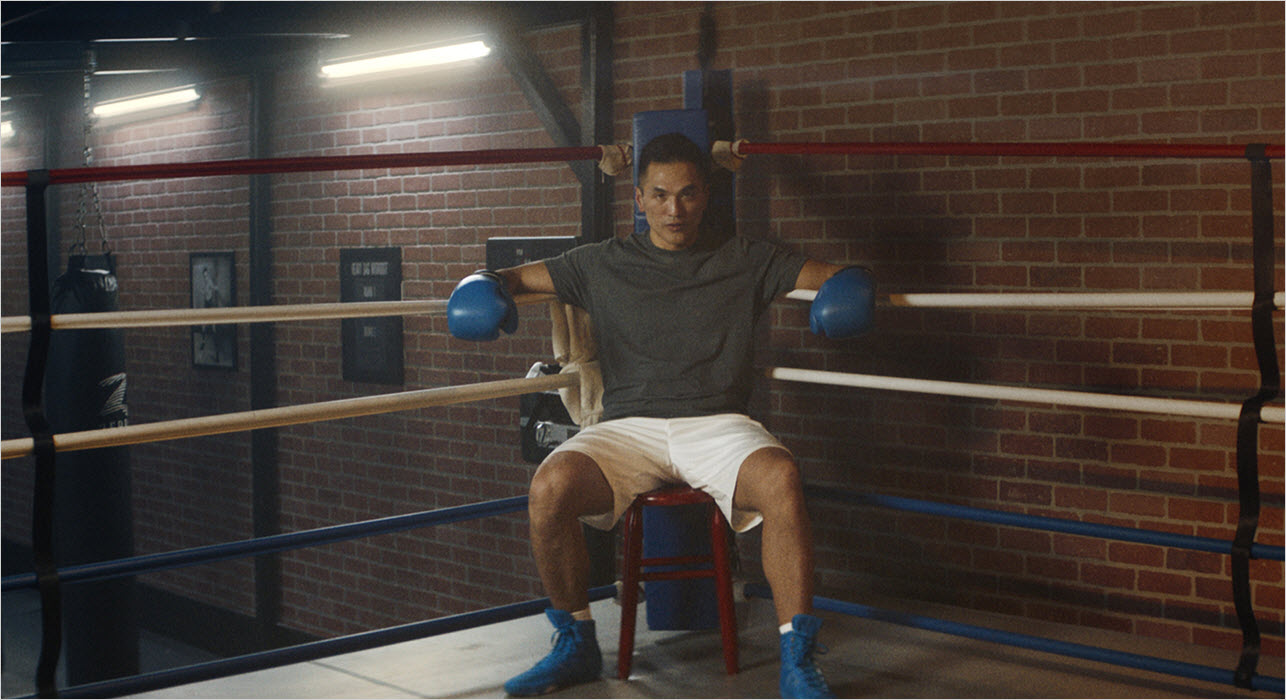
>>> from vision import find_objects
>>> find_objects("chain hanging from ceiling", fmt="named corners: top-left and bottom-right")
top-left (73, 49), bottom-right (110, 256)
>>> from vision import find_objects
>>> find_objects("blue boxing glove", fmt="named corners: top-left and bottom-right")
top-left (447, 270), bottom-right (518, 341)
top-left (809, 266), bottom-right (875, 339)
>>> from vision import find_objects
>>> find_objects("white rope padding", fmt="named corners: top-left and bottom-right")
top-left (767, 366), bottom-right (1286, 424)
top-left (0, 372), bottom-right (577, 460)
top-left (0, 293), bottom-right (555, 333)
top-left (786, 290), bottom-right (1286, 310)
top-left (597, 142), bottom-right (632, 177)
top-left (712, 139), bottom-right (747, 172)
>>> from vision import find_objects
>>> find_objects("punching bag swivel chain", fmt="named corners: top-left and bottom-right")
top-left (75, 49), bottom-right (110, 257)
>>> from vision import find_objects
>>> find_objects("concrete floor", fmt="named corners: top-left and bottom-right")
top-left (1, 588), bottom-right (219, 697)
top-left (5, 590), bottom-right (1282, 698)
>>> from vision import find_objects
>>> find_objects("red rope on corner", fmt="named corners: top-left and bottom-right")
top-left (0, 146), bottom-right (606, 188)
top-left (6, 140), bottom-right (1282, 188)
top-left (737, 141), bottom-right (1285, 159)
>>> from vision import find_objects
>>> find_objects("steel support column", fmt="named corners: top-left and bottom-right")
top-left (580, 3), bottom-right (614, 242)
top-left (248, 68), bottom-right (282, 647)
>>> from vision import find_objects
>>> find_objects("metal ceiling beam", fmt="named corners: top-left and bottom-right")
top-left (488, 10), bottom-right (594, 187)
top-left (0, 2), bottom-right (588, 45)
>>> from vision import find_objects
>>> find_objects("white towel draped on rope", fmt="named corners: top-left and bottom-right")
top-left (548, 300), bottom-right (604, 427)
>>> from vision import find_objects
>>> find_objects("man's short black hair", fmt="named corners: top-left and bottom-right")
top-left (637, 132), bottom-right (711, 184)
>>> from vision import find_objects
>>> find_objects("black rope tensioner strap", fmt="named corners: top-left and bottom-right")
top-left (1230, 144), bottom-right (1280, 689)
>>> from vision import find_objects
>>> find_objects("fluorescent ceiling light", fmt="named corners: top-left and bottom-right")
top-left (2, 121), bottom-right (14, 141)
top-left (92, 37), bottom-right (179, 43)
top-left (94, 69), bottom-right (180, 76)
top-left (320, 40), bottom-right (491, 83)
top-left (93, 86), bottom-right (200, 120)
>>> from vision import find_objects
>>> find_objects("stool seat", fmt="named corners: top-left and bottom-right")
top-left (617, 485), bottom-right (738, 679)
top-left (634, 486), bottom-right (721, 507)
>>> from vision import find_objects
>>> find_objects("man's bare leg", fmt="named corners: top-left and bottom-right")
top-left (505, 450), bottom-right (616, 697)
top-left (733, 447), bottom-right (834, 698)
top-left (527, 450), bottom-right (615, 613)
top-left (732, 446), bottom-right (815, 625)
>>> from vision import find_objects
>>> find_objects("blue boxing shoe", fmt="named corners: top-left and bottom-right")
top-left (780, 614), bottom-right (835, 699)
top-left (504, 609), bottom-right (602, 697)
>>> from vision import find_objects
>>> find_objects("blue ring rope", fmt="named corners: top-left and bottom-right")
top-left (744, 584), bottom-right (1283, 695)
top-left (9, 485), bottom-right (1278, 595)
top-left (1, 496), bottom-right (529, 591)
top-left (806, 486), bottom-right (1284, 562)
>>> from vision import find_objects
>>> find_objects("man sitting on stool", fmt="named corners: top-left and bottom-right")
top-left (448, 133), bottom-right (874, 699)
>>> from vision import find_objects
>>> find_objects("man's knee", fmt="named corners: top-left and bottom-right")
top-left (529, 451), bottom-right (612, 521)
top-left (753, 447), bottom-right (803, 485)
top-left (735, 447), bottom-right (804, 511)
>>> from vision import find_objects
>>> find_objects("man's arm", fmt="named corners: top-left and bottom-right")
top-left (795, 259), bottom-right (847, 291)
top-left (497, 260), bottom-right (556, 296)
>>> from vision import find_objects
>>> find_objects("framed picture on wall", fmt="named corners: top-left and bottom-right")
top-left (190, 252), bottom-right (236, 369)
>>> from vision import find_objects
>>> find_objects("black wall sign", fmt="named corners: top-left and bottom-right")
top-left (340, 247), bottom-right (403, 385)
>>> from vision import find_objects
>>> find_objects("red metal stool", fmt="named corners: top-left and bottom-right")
top-left (617, 485), bottom-right (738, 679)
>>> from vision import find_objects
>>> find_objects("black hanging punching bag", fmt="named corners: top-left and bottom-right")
top-left (45, 252), bottom-right (139, 685)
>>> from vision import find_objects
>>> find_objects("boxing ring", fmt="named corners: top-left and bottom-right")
top-left (2, 139), bottom-right (1283, 697)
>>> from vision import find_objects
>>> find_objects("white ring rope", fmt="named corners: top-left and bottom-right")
top-left (0, 372), bottom-right (577, 460)
top-left (787, 289), bottom-right (1286, 310)
top-left (0, 294), bottom-right (557, 334)
top-left (766, 367), bottom-right (1285, 424)
top-left (0, 300), bottom-right (446, 334)
top-left (4, 291), bottom-right (1281, 334)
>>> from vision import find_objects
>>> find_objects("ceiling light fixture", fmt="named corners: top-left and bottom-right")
top-left (2, 121), bottom-right (14, 141)
top-left (320, 40), bottom-right (491, 84)
top-left (91, 37), bottom-right (180, 43)
top-left (93, 85), bottom-right (200, 122)
top-left (94, 69), bottom-right (181, 76)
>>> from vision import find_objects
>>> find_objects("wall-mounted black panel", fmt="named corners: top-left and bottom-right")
top-left (485, 236), bottom-right (580, 270)
top-left (340, 247), bottom-right (402, 385)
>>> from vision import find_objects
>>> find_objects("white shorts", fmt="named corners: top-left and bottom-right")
top-left (548, 413), bottom-right (789, 533)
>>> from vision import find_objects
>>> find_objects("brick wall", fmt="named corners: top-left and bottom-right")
top-left (1, 0), bottom-right (1281, 663)
top-left (267, 23), bottom-right (584, 633)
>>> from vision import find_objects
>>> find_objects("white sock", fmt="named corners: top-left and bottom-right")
top-left (779, 621), bottom-right (794, 635)
top-left (571, 607), bottom-right (593, 622)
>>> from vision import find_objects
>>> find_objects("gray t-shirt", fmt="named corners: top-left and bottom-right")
top-left (545, 232), bottom-right (808, 421)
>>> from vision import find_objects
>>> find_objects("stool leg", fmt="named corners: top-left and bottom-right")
top-left (617, 502), bottom-right (643, 680)
top-left (710, 507), bottom-right (739, 674)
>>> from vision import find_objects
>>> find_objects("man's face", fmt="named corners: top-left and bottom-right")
top-left (634, 160), bottom-right (709, 251)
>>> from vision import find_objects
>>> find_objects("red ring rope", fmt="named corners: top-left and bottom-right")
top-left (737, 141), bottom-right (1284, 159)
top-left (5, 141), bottom-right (1281, 188)
top-left (0, 146), bottom-right (606, 188)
